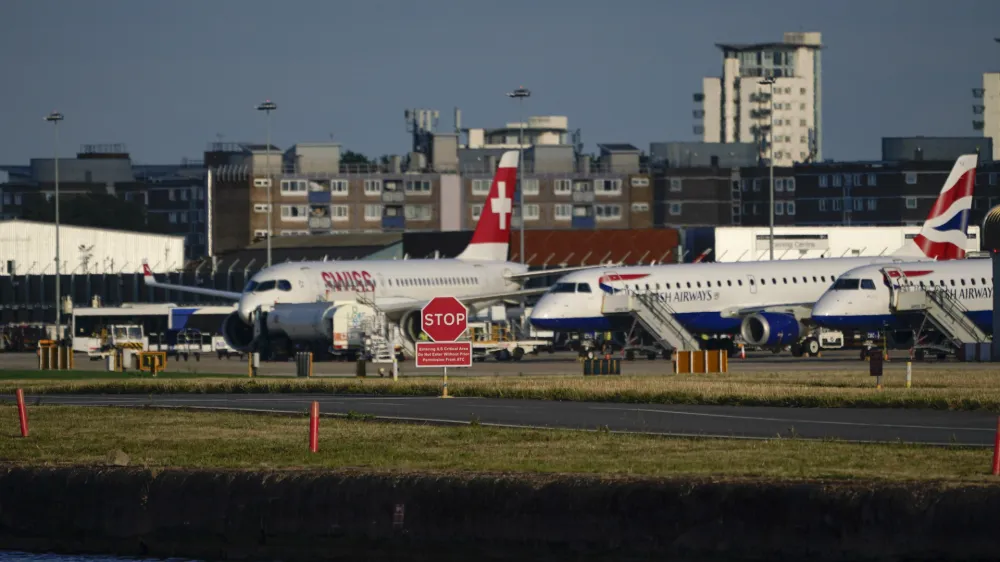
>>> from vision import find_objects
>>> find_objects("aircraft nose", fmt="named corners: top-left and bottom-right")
top-left (811, 294), bottom-right (848, 328)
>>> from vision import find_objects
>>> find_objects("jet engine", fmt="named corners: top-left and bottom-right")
top-left (740, 312), bottom-right (804, 347)
top-left (399, 309), bottom-right (422, 344)
top-left (221, 311), bottom-right (256, 352)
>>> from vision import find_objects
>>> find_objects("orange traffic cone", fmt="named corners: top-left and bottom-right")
top-left (739, 344), bottom-right (745, 359)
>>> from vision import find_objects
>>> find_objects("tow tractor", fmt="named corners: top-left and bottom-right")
top-left (74, 324), bottom-right (147, 360)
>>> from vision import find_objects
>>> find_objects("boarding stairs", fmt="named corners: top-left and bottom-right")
top-left (885, 270), bottom-right (988, 350)
top-left (355, 292), bottom-right (409, 362)
top-left (601, 288), bottom-right (702, 352)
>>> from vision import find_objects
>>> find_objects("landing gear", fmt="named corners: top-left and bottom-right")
top-left (803, 337), bottom-right (821, 356)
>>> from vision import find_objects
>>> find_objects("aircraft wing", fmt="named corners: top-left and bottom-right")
top-left (720, 303), bottom-right (815, 322)
top-left (505, 264), bottom-right (612, 281)
top-left (378, 287), bottom-right (550, 320)
top-left (142, 262), bottom-right (243, 301)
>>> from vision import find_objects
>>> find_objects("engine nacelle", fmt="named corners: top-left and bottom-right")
top-left (221, 311), bottom-right (256, 352)
top-left (399, 309), bottom-right (422, 344)
top-left (740, 312), bottom-right (804, 347)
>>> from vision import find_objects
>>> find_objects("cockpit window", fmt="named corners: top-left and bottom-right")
top-left (832, 278), bottom-right (860, 290)
top-left (244, 281), bottom-right (258, 292)
top-left (255, 280), bottom-right (277, 292)
top-left (576, 283), bottom-right (592, 293)
top-left (551, 282), bottom-right (577, 293)
top-left (277, 280), bottom-right (292, 291)
top-left (860, 279), bottom-right (876, 290)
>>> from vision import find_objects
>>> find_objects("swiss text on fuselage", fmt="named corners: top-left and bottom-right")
top-left (322, 270), bottom-right (375, 291)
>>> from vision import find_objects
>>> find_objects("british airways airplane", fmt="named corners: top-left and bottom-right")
top-left (529, 154), bottom-right (979, 357)
top-left (142, 151), bottom-right (574, 357)
top-left (810, 258), bottom-right (993, 351)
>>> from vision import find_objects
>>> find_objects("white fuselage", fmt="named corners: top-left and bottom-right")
top-left (811, 259), bottom-right (995, 333)
top-left (528, 256), bottom-right (933, 335)
top-left (237, 259), bottom-right (527, 322)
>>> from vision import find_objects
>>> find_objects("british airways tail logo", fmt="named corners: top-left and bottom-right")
top-left (913, 167), bottom-right (975, 261)
top-left (598, 273), bottom-right (650, 294)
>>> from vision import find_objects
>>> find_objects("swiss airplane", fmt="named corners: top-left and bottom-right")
top-left (143, 151), bottom-right (572, 356)
top-left (529, 154), bottom-right (979, 357)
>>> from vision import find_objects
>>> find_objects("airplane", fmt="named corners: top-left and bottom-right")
top-left (141, 151), bottom-right (588, 359)
top-left (809, 256), bottom-right (993, 356)
top-left (528, 154), bottom-right (979, 358)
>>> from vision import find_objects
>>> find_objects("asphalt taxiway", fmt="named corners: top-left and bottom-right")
top-left (5, 393), bottom-right (995, 446)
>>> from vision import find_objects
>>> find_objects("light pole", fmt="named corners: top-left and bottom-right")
top-left (45, 111), bottom-right (64, 339)
top-left (506, 86), bottom-right (530, 265)
top-left (759, 77), bottom-right (776, 260)
top-left (256, 99), bottom-right (277, 268)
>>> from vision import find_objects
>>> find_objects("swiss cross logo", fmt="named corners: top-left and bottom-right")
top-left (491, 181), bottom-right (511, 230)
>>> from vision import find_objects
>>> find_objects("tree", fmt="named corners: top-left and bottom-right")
top-left (341, 150), bottom-right (372, 165)
top-left (19, 191), bottom-right (162, 233)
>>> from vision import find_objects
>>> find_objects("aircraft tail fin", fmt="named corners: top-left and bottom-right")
top-left (456, 150), bottom-right (518, 261)
top-left (891, 153), bottom-right (977, 260)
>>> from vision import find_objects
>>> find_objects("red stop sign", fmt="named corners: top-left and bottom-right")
top-left (420, 297), bottom-right (469, 342)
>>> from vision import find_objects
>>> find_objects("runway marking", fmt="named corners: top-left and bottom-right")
top-left (589, 406), bottom-right (994, 433)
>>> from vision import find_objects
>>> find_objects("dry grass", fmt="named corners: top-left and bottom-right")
top-left (1, 367), bottom-right (999, 411)
top-left (0, 405), bottom-right (995, 481)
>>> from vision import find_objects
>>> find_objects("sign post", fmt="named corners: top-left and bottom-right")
top-left (416, 297), bottom-right (472, 398)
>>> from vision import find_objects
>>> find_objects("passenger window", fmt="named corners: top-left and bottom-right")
top-left (747, 279), bottom-right (752, 285)
top-left (696, 282), bottom-right (701, 288)
top-left (861, 279), bottom-right (876, 290)
top-left (278, 280), bottom-right (292, 291)
top-left (783, 278), bottom-right (788, 284)
top-left (666, 283), bottom-right (671, 289)
top-left (656, 283), bottom-right (661, 290)
top-left (950, 280), bottom-right (955, 286)
top-left (727, 280), bottom-right (732, 287)
top-left (961, 279), bottom-right (966, 286)
top-left (812, 276), bottom-right (817, 282)
top-left (686, 282), bottom-right (691, 288)
top-left (772, 278), bottom-right (777, 284)
top-left (761, 279), bottom-right (767, 285)
top-left (577, 283), bottom-right (592, 293)
top-left (971, 278), bottom-right (976, 286)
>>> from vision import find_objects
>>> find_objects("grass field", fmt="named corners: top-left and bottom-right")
top-left (0, 405), bottom-right (995, 481)
top-left (1, 367), bottom-right (999, 412)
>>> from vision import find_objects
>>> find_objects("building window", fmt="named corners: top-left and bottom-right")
top-left (786, 201), bottom-right (796, 215)
top-left (330, 180), bottom-right (349, 195)
top-left (630, 177), bottom-right (650, 187)
top-left (573, 180), bottom-right (592, 193)
top-left (905, 172), bottom-right (917, 185)
top-left (594, 179), bottom-right (621, 195)
top-left (254, 229), bottom-right (268, 238)
top-left (554, 179), bottom-right (572, 195)
top-left (833, 199), bottom-right (843, 211)
top-left (521, 179), bottom-right (540, 195)
top-left (405, 180), bottom-right (432, 194)
top-left (669, 178), bottom-right (682, 192)
top-left (595, 204), bottom-right (622, 220)
top-left (364, 204), bottom-right (382, 221)
top-left (253, 203), bottom-right (271, 213)
top-left (853, 174), bottom-right (863, 186)
top-left (180, 189), bottom-right (189, 201)
top-left (905, 197), bottom-right (918, 209)
top-left (522, 203), bottom-right (540, 220)
top-left (364, 179), bottom-right (382, 195)
top-left (631, 202), bottom-right (649, 212)
top-left (753, 179), bottom-right (761, 192)
top-left (330, 205), bottom-right (349, 221)
top-left (853, 199), bottom-right (863, 211)
top-left (281, 204), bottom-right (309, 221)
top-left (800, 87), bottom-right (806, 95)
top-left (168, 212), bottom-right (178, 224)
top-left (775, 201), bottom-right (785, 215)
top-left (867, 198), bottom-right (877, 211)
top-left (471, 204), bottom-right (483, 220)
top-left (404, 204), bottom-right (432, 220)
top-left (990, 173), bottom-right (997, 186)
top-left (819, 175), bottom-right (828, 188)
top-left (669, 202), bottom-right (682, 216)
top-left (554, 204), bottom-right (572, 220)
top-left (787, 178), bottom-right (796, 192)
top-left (819, 199), bottom-right (828, 211)
top-left (775, 178), bottom-right (785, 192)
top-left (800, 119), bottom-right (807, 127)
top-left (832, 175), bottom-right (842, 187)
top-left (471, 179), bottom-right (491, 195)
top-left (280, 180), bottom-right (308, 195)
top-left (867, 173), bottom-right (877, 186)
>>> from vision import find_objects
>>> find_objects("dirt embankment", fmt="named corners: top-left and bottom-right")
top-left (0, 467), bottom-right (998, 561)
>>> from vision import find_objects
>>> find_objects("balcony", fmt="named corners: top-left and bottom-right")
top-left (382, 191), bottom-right (405, 204)
top-left (749, 109), bottom-right (771, 119)
top-left (309, 216), bottom-right (332, 230)
top-left (693, 93), bottom-right (705, 102)
top-left (973, 88), bottom-right (985, 98)
top-left (572, 192), bottom-right (595, 203)
top-left (749, 93), bottom-right (772, 103)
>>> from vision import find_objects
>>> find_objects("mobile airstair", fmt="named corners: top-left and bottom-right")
top-left (599, 272), bottom-right (702, 352)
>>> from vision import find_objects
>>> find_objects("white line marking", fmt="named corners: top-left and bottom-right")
top-left (589, 406), bottom-right (993, 432)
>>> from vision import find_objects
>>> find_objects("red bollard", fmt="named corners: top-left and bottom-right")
top-left (992, 416), bottom-right (1000, 476)
top-left (15, 388), bottom-right (28, 438)
top-left (309, 401), bottom-right (319, 453)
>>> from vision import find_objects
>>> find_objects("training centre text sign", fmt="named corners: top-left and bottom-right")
top-left (416, 297), bottom-right (471, 368)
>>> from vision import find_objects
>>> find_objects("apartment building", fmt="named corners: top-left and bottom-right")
top-left (973, 72), bottom-right (1000, 160)
top-left (696, 31), bottom-right (823, 166)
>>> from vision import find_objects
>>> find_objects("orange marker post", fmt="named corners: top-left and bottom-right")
top-left (15, 388), bottom-right (28, 437)
top-left (991, 416), bottom-right (1000, 477)
top-left (309, 401), bottom-right (319, 453)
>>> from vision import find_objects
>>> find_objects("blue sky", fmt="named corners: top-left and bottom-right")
top-left (1, 0), bottom-right (997, 164)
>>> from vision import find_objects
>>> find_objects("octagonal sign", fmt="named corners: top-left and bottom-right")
top-left (420, 297), bottom-right (468, 342)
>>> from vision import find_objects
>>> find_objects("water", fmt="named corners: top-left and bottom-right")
top-left (0, 554), bottom-right (202, 562)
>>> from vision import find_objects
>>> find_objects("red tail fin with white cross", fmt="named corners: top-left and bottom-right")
top-left (457, 150), bottom-right (518, 261)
